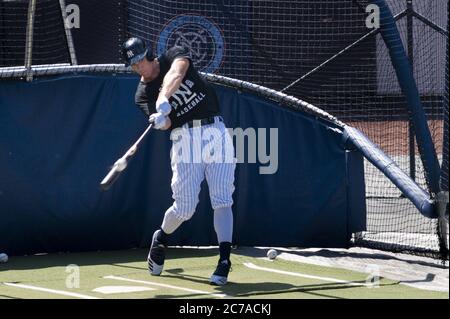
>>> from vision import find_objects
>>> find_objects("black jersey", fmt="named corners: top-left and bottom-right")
top-left (134, 46), bottom-right (220, 129)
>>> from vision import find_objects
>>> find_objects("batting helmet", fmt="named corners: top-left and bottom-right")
top-left (122, 37), bottom-right (154, 66)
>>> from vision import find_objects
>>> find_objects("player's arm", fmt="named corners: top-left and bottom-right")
top-left (158, 57), bottom-right (190, 103)
top-left (152, 57), bottom-right (190, 130)
top-left (135, 83), bottom-right (152, 116)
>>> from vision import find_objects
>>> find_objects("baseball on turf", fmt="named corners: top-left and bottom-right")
top-left (115, 158), bottom-right (127, 171)
top-left (0, 253), bottom-right (8, 263)
top-left (267, 249), bottom-right (277, 260)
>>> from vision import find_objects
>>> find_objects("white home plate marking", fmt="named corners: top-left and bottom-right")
top-left (93, 286), bottom-right (155, 294)
top-left (244, 263), bottom-right (370, 287)
top-left (104, 275), bottom-right (226, 298)
top-left (4, 282), bottom-right (100, 299)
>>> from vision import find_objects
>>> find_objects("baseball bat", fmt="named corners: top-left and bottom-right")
top-left (100, 123), bottom-right (153, 191)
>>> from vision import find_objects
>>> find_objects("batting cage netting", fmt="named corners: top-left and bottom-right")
top-left (0, 0), bottom-right (448, 259)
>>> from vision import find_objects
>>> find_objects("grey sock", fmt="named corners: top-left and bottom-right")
top-left (214, 206), bottom-right (233, 243)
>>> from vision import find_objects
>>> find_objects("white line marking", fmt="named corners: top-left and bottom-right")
top-left (104, 275), bottom-right (226, 298)
top-left (93, 286), bottom-right (155, 294)
top-left (243, 263), bottom-right (370, 287)
top-left (3, 283), bottom-right (101, 299)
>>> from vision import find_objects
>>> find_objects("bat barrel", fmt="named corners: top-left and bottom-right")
top-left (100, 167), bottom-right (122, 191)
top-left (100, 123), bottom-right (153, 191)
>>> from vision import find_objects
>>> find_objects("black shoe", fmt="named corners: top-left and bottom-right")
top-left (210, 259), bottom-right (231, 285)
top-left (147, 230), bottom-right (165, 276)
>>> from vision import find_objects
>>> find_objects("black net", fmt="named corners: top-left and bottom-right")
top-left (441, 2), bottom-right (449, 194)
top-left (0, 0), bottom-right (70, 67)
top-left (32, 0), bottom-right (70, 65)
top-left (0, 0), bottom-right (126, 73)
top-left (0, 0), bottom-right (28, 67)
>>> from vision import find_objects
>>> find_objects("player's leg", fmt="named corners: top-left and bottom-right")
top-left (148, 134), bottom-right (206, 276)
top-left (147, 206), bottom-right (184, 276)
top-left (210, 206), bottom-right (233, 285)
top-left (205, 122), bottom-right (236, 285)
top-left (213, 206), bottom-right (233, 245)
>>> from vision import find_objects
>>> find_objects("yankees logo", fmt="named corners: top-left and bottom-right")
top-left (127, 50), bottom-right (134, 58)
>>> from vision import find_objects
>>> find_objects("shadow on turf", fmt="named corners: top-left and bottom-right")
top-left (1, 246), bottom-right (409, 299)
top-left (0, 247), bottom-right (221, 271)
top-left (0, 295), bottom-right (21, 299)
top-left (161, 268), bottom-right (400, 299)
top-left (157, 268), bottom-right (398, 299)
top-left (234, 247), bottom-right (448, 269)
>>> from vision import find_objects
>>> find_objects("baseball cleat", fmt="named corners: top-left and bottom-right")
top-left (209, 259), bottom-right (231, 286)
top-left (147, 229), bottom-right (166, 276)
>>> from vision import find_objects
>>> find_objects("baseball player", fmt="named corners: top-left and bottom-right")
top-left (122, 37), bottom-right (236, 285)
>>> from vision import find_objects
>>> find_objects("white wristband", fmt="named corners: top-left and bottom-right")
top-left (156, 97), bottom-right (172, 116)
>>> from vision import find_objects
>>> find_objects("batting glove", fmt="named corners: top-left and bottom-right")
top-left (149, 112), bottom-right (169, 130)
top-left (156, 97), bottom-right (172, 116)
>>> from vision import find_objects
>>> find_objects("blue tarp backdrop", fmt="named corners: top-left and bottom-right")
top-left (0, 75), bottom-right (365, 255)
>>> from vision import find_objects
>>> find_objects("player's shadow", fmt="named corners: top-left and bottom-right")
top-left (151, 280), bottom-right (397, 299)
top-left (163, 267), bottom-right (398, 299)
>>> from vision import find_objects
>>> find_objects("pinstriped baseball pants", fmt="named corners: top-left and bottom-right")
top-left (169, 118), bottom-right (236, 221)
